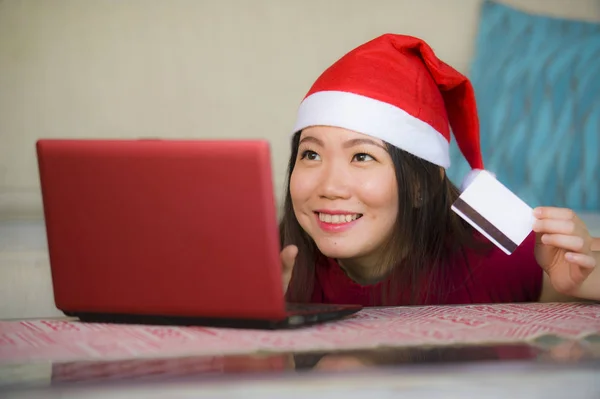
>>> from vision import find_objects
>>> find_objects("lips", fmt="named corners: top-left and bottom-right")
top-left (313, 211), bottom-right (362, 233)
top-left (313, 209), bottom-right (364, 226)
top-left (316, 212), bottom-right (362, 224)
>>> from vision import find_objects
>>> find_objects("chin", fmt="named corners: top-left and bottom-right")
top-left (313, 238), bottom-right (361, 260)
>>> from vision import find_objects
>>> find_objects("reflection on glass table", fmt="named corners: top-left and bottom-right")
top-left (2, 336), bottom-right (600, 398)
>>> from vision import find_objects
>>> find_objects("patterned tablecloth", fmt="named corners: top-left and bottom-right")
top-left (1, 302), bottom-right (599, 364)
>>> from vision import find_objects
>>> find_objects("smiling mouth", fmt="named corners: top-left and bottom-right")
top-left (315, 212), bottom-right (363, 224)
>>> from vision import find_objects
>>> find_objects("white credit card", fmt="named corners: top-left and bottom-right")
top-left (451, 171), bottom-right (535, 255)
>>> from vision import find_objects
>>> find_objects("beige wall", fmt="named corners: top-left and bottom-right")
top-left (1, 0), bottom-right (599, 221)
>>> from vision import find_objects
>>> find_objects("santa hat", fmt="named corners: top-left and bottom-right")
top-left (291, 33), bottom-right (491, 191)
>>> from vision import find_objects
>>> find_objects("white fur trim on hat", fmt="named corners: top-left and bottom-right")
top-left (292, 91), bottom-right (451, 168)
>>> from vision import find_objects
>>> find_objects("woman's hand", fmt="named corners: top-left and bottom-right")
top-left (533, 207), bottom-right (596, 296)
top-left (281, 245), bottom-right (298, 295)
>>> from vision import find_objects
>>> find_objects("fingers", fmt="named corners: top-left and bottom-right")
top-left (533, 218), bottom-right (578, 236)
top-left (533, 207), bottom-right (592, 253)
top-left (533, 207), bottom-right (578, 221)
top-left (281, 245), bottom-right (298, 272)
top-left (540, 234), bottom-right (587, 253)
top-left (281, 245), bottom-right (298, 293)
top-left (565, 252), bottom-right (597, 269)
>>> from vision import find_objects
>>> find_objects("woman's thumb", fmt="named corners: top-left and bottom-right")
top-left (281, 245), bottom-right (298, 271)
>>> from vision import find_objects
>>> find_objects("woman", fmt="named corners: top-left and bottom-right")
top-left (278, 34), bottom-right (599, 306)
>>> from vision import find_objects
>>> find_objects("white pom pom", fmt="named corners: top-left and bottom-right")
top-left (460, 169), bottom-right (496, 192)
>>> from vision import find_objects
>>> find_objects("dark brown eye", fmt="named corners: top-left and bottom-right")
top-left (353, 153), bottom-right (374, 162)
top-left (300, 150), bottom-right (320, 161)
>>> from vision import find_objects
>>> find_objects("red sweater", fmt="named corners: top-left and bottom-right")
top-left (311, 232), bottom-right (543, 306)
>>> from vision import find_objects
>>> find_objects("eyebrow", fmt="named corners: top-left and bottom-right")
top-left (343, 138), bottom-right (386, 150)
top-left (299, 136), bottom-right (323, 146)
top-left (299, 136), bottom-right (386, 150)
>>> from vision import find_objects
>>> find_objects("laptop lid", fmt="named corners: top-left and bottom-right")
top-left (36, 139), bottom-right (287, 321)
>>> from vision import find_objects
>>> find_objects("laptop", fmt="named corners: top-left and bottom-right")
top-left (35, 139), bottom-right (362, 329)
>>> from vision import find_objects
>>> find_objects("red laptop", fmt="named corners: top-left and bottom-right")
top-left (36, 139), bottom-right (361, 329)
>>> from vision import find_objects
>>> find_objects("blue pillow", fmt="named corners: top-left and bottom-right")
top-left (447, 0), bottom-right (600, 212)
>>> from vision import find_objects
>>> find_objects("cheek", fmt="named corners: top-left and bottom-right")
top-left (290, 168), bottom-right (317, 227)
top-left (359, 171), bottom-right (398, 212)
top-left (289, 168), bottom-right (314, 204)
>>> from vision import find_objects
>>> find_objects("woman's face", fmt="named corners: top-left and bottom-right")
top-left (290, 126), bottom-right (399, 263)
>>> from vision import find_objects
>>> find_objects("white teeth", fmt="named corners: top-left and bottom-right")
top-left (318, 213), bottom-right (360, 224)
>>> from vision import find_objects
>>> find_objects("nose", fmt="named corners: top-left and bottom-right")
top-left (316, 161), bottom-right (352, 200)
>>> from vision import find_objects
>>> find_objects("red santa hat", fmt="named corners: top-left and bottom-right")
top-left (291, 33), bottom-right (491, 191)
